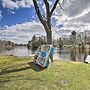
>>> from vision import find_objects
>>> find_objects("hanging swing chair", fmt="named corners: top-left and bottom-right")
top-left (33, 45), bottom-right (54, 68)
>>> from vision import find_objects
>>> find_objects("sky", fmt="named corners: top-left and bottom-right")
top-left (0, 0), bottom-right (90, 44)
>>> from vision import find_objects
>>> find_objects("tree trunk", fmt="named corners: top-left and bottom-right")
top-left (46, 15), bottom-right (52, 44)
top-left (43, 17), bottom-right (52, 44)
top-left (46, 30), bottom-right (52, 44)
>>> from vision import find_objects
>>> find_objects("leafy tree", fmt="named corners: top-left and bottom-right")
top-left (58, 38), bottom-right (63, 48)
top-left (27, 35), bottom-right (46, 50)
top-left (31, 35), bottom-right (38, 49)
top-left (70, 31), bottom-right (77, 45)
top-left (38, 37), bottom-right (46, 45)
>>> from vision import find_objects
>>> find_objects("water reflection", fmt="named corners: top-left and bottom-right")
top-left (70, 48), bottom-right (76, 61)
top-left (57, 47), bottom-right (89, 62)
top-left (0, 46), bottom-right (89, 62)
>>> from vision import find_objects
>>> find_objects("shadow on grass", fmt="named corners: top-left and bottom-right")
top-left (28, 62), bottom-right (45, 72)
top-left (0, 80), bottom-right (10, 83)
top-left (0, 66), bottom-right (30, 75)
top-left (0, 62), bottom-right (45, 75)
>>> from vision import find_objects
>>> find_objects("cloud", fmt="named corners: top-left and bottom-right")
top-left (2, 0), bottom-right (33, 10)
top-left (0, 11), bottom-right (2, 20)
top-left (59, 21), bottom-right (90, 33)
top-left (53, 0), bottom-right (90, 21)
top-left (16, 0), bottom-right (33, 8)
top-left (0, 21), bottom-right (46, 44)
top-left (67, 7), bottom-right (90, 20)
top-left (66, 0), bottom-right (90, 16)
top-left (10, 11), bottom-right (15, 14)
top-left (8, 10), bottom-right (15, 14)
top-left (2, 0), bottom-right (18, 9)
top-left (52, 0), bottom-right (90, 33)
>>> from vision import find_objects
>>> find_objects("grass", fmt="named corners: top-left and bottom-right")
top-left (0, 56), bottom-right (90, 90)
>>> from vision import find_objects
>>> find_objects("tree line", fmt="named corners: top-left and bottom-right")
top-left (27, 31), bottom-right (90, 50)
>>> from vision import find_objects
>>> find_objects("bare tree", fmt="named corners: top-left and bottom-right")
top-left (32, 0), bottom-right (59, 44)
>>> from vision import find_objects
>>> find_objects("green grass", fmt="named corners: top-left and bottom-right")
top-left (0, 56), bottom-right (90, 90)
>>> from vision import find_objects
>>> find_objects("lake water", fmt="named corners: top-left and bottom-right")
top-left (0, 46), bottom-right (90, 62)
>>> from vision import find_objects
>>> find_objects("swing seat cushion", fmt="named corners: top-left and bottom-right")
top-left (41, 51), bottom-right (47, 59)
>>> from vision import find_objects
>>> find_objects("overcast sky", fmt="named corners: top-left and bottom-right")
top-left (0, 0), bottom-right (90, 44)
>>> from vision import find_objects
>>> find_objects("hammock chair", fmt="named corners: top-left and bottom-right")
top-left (33, 45), bottom-right (54, 68)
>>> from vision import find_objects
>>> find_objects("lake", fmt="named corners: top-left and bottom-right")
top-left (0, 46), bottom-right (90, 62)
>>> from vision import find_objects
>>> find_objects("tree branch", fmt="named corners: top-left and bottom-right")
top-left (59, 0), bottom-right (64, 4)
top-left (32, 0), bottom-right (44, 24)
top-left (51, 0), bottom-right (59, 16)
top-left (43, 0), bottom-right (51, 29)
top-left (58, 2), bottom-right (65, 11)
top-left (43, 0), bottom-right (50, 18)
